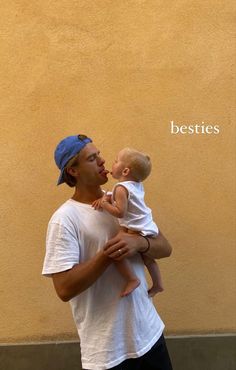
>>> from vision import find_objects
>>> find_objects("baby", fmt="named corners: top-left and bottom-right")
top-left (93, 148), bottom-right (164, 297)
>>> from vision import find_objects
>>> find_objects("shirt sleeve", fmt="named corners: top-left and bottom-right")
top-left (42, 220), bottom-right (80, 277)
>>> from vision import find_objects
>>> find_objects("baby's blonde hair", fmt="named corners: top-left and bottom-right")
top-left (119, 147), bottom-right (152, 182)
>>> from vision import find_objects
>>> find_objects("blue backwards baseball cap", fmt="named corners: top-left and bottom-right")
top-left (54, 134), bottom-right (92, 185)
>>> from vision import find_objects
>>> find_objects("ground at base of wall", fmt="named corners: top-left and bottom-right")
top-left (0, 334), bottom-right (235, 370)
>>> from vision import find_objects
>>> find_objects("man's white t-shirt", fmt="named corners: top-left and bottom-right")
top-left (42, 199), bottom-right (164, 370)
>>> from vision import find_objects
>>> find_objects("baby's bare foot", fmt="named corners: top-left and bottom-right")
top-left (148, 285), bottom-right (164, 298)
top-left (120, 279), bottom-right (140, 297)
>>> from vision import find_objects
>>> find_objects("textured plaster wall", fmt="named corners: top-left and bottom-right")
top-left (0, 1), bottom-right (235, 342)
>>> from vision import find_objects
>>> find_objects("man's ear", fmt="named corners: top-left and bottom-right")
top-left (122, 167), bottom-right (130, 177)
top-left (67, 167), bottom-right (79, 178)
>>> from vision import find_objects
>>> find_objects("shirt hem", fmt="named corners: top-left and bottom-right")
top-left (82, 323), bottom-right (165, 370)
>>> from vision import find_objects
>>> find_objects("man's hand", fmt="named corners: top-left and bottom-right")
top-left (104, 230), bottom-right (140, 260)
top-left (104, 230), bottom-right (172, 261)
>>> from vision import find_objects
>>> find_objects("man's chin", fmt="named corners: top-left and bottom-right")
top-left (100, 176), bottom-right (108, 184)
top-left (99, 170), bottom-right (109, 184)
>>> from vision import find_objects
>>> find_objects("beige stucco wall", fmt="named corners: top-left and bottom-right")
top-left (1, 1), bottom-right (235, 342)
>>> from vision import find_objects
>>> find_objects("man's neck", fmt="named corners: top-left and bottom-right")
top-left (72, 185), bottom-right (103, 204)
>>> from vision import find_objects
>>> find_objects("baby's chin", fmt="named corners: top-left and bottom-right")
top-left (109, 171), bottom-right (118, 180)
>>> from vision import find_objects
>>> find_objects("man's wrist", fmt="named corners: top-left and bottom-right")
top-left (100, 249), bottom-right (112, 266)
top-left (139, 235), bottom-right (151, 254)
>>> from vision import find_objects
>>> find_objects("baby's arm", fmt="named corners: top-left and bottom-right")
top-left (102, 185), bottom-right (128, 218)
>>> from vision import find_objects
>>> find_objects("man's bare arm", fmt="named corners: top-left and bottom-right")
top-left (140, 230), bottom-right (172, 259)
top-left (52, 230), bottom-right (171, 301)
top-left (104, 230), bottom-right (172, 261)
top-left (52, 250), bottom-right (111, 302)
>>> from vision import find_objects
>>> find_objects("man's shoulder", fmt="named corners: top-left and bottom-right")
top-left (49, 199), bottom-right (78, 224)
top-left (51, 199), bottom-right (71, 213)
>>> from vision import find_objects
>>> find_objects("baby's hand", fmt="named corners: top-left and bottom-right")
top-left (92, 193), bottom-right (112, 210)
top-left (92, 197), bottom-right (104, 210)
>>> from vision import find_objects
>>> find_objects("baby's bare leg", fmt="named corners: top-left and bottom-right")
top-left (115, 259), bottom-right (140, 297)
top-left (142, 254), bottom-right (164, 297)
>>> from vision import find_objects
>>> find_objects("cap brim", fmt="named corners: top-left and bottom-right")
top-left (57, 170), bottom-right (65, 185)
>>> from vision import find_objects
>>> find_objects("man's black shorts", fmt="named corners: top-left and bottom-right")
top-left (84, 334), bottom-right (173, 370)
top-left (111, 334), bottom-right (173, 370)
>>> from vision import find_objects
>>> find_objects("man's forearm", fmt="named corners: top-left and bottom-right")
top-left (52, 250), bottom-right (112, 302)
top-left (139, 231), bottom-right (172, 259)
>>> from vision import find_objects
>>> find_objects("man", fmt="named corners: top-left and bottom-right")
top-left (42, 134), bottom-right (173, 370)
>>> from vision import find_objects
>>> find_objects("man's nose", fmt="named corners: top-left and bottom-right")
top-left (97, 155), bottom-right (105, 165)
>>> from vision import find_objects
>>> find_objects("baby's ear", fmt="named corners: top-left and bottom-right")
top-left (122, 167), bottom-right (130, 177)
